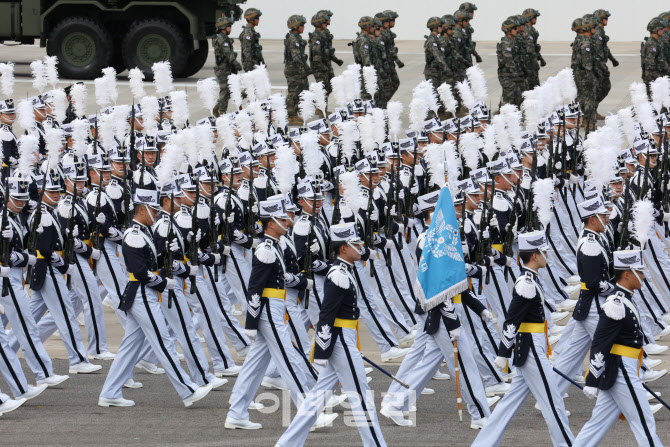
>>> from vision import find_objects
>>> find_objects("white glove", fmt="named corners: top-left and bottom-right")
top-left (398, 190), bottom-right (406, 200)
top-left (583, 386), bottom-right (598, 400)
top-left (313, 359), bottom-right (328, 367)
top-left (222, 245), bottom-right (231, 256)
top-left (505, 257), bottom-right (514, 268)
top-left (370, 210), bottom-right (379, 221)
top-left (0, 302), bottom-right (4, 314)
top-left (169, 239), bottom-right (179, 252)
top-left (663, 212), bottom-right (670, 223)
top-left (195, 229), bottom-right (202, 242)
top-left (66, 264), bottom-right (75, 276)
top-left (481, 309), bottom-right (493, 322)
top-left (227, 214), bottom-right (235, 223)
top-left (251, 204), bottom-right (259, 214)
top-left (165, 278), bottom-right (175, 290)
top-left (90, 249), bottom-right (101, 261)
top-left (0, 266), bottom-right (9, 278)
top-left (213, 253), bottom-right (221, 264)
top-left (410, 182), bottom-right (419, 195)
top-left (306, 279), bottom-right (314, 290)
top-left (96, 213), bottom-right (106, 224)
top-left (387, 205), bottom-right (397, 217)
top-left (214, 214), bottom-right (220, 227)
top-left (1, 229), bottom-right (12, 239)
top-left (28, 254), bottom-right (37, 266)
top-left (368, 248), bottom-right (378, 258)
top-left (309, 240), bottom-right (320, 254)
top-left (252, 238), bottom-right (259, 248)
top-left (482, 229), bottom-right (490, 240)
top-left (449, 327), bottom-right (461, 341)
top-left (245, 329), bottom-right (257, 342)
top-left (188, 265), bottom-right (199, 276)
top-left (406, 218), bottom-right (415, 228)
top-left (384, 239), bottom-right (394, 250)
top-left (71, 225), bottom-right (79, 238)
top-left (493, 356), bottom-right (507, 371)
top-left (36, 225), bottom-right (44, 235)
top-left (569, 174), bottom-right (579, 184)
top-left (490, 214), bottom-right (499, 228)
top-left (554, 161), bottom-right (562, 170)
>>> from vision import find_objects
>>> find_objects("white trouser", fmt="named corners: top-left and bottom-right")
top-left (71, 254), bottom-right (108, 355)
top-left (368, 254), bottom-right (412, 338)
top-left (386, 313), bottom-right (429, 398)
top-left (224, 244), bottom-right (250, 308)
top-left (0, 323), bottom-right (29, 398)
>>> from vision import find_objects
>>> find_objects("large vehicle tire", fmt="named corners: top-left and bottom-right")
top-left (180, 39), bottom-right (209, 78)
top-left (122, 19), bottom-right (188, 80)
top-left (46, 17), bottom-right (113, 80)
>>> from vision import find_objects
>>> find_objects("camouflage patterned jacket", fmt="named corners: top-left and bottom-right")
top-left (592, 27), bottom-right (610, 69)
top-left (354, 32), bottom-right (383, 73)
top-left (523, 26), bottom-right (540, 70)
top-left (284, 32), bottom-right (310, 76)
top-left (571, 35), bottom-right (594, 74)
top-left (309, 29), bottom-right (332, 73)
top-left (239, 25), bottom-right (264, 72)
top-left (424, 33), bottom-right (448, 76)
top-left (451, 26), bottom-right (472, 71)
top-left (213, 33), bottom-right (242, 77)
top-left (497, 35), bottom-right (520, 78)
top-left (381, 28), bottom-right (402, 68)
top-left (641, 35), bottom-right (669, 82)
top-left (322, 28), bottom-right (343, 67)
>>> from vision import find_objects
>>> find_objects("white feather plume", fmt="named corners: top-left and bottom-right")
top-left (30, 60), bottom-right (47, 93)
top-left (492, 115), bottom-right (510, 151)
top-left (94, 76), bottom-right (111, 108)
top-left (482, 124), bottom-right (498, 161)
top-left (17, 134), bottom-right (39, 178)
top-left (152, 62), bottom-right (173, 95)
top-left (409, 81), bottom-right (432, 132)
top-left (583, 129), bottom-right (616, 191)
top-left (269, 93), bottom-right (288, 129)
top-left (632, 199), bottom-right (655, 248)
top-left (501, 104), bottom-right (522, 148)
top-left (522, 87), bottom-right (543, 133)
top-left (604, 114), bottom-right (623, 142)
top-left (0, 62), bottom-right (14, 97)
top-left (617, 107), bottom-right (637, 147)
top-left (437, 83), bottom-right (458, 115)
top-left (533, 178), bottom-right (554, 228)
top-left (309, 82), bottom-right (328, 117)
top-left (128, 68), bottom-right (146, 99)
top-left (371, 108), bottom-right (386, 147)
top-left (140, 96), bottom-right (159, 134)
top-left (196, 124), bottom-right (216, 165)
top-left (424, 81), bottom-right (440, 116)
top-left (253, 64), bottom-right (272, 99)
top-left (386, 101), bottom-right (403, 140)
top-left (227, 74), bottom-right (243, 110)
top-left (43, 56), bottom-right (59, 88)
top-left (70, 83), bottom-right (87, 118)
top-left (99, 113), bottom-right (115, 151)
top-left (71, 118), bottom-right (89, 159)
top-left (241, 71), bottom-right (257, 103)
top-left (169, 90), bottom-right (189, 128)
top-left (362, 66), bottom-right (378, 99)
top-left (424, 143), bottom-right (446, 188)
top-left (344, 64), bottom-right (361, 101)
top-left (340, 170), bottom-right (364, 214)
top-left (102, 67), bottom-right (118, 105)
top-left (301, 131), bottom-right (322, 177)
top-left (444, 141), bottom-right (461, 194)
top-left (556, 68), bottom-right (577, 103)
top-left (330, 75), bottom-right (347, 108)
top-left (17, 99), bottom-right (35, 132)
top-left (50, 89), bottom-right (67, 124)
top-left (248, 100), bottom-right (268, 134)
top-left (44, 127), bottom-right (63, 172)
top-left (196, 77), bottom-right (219, 115)
top-left (630, 82), bottom-right (658, 135)
top-left (338, 120), bottom-right (358, 162)
top-left (182, 128), bottom-right (199, 168)
top-left (112, 105), bottom-right (130, 143)
top-left (357, 114), bottom-right (376, 154)
top-left (274, 144), bottom-right (298, 195)
top-left (456, 80), bottom-right (476, 111)
top-left (298, 90), bottom-right (316, 125)
top-left (155, 142), bottom-right (179, 187)
top-left (215, 114), bottom-right (237, 156)
top-left (234, 111), bottom-right (253, 150)
top-left (650, 77), bottom-right (669, 113)
top-left (466, 65), bottom-right (488, 103)
top-left (459, 132), bottom-right (480, 172)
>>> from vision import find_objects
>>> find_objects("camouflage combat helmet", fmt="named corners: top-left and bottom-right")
top-left (522, 8), bottom-right (540, 18)
top-left (501, 18), bottom-right (516, 33)
top-left (375, 12), bottom-right (390, 24)
top-left (453, 10), bottom-right (472, 22)
top-left (244, 8), bottom-right (262, 21)
top-left (648, 17), bottom-right (666, 33)
top-left (216, 16), bottom-right (234, 31)
top-left (459, 2), bottom-right (478, 12)
top-left (660, 12), bottom-right (670, 22)
top-left (358, 16), bottom-right (380, 30)
top-left (593, 9), bottom-right (610, 20)
top-left (571, 18), bottom-right (584, 32)
top-left (582, 14), bottom-right (598, 29)
top-left (515, 15), bottom-right (528, 25)
top-left (287, 14), bottom-right (306, 29)
top-left (318, 10), bottom-right (334, 18)
top-left (427, 17), bottom-right (444, 30)
top-left (311, 11), bottom-right (329, 26)
top-left (442, 15), bottom-right (457, 29)
top-left (383, 10), bottom-right (399, 20)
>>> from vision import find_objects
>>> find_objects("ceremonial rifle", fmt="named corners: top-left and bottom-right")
top-left (209, 165), bottom-right (219, 283)
top-left (303, 180), bottom-right (318, 310)
top-left (166, 191), bottom-right (176, 308)
top-left (1, 178), bottom-right (10, 297)
top-left (189, 171), bottom-right (200, 293)
top-left (405, 142), bottom-right (418, 243)
top-left (64, 173), bottom-right (79, 291)
top-left (503, 178), bottom-right (521, 280)
top-left (91, 118), bottom-right (102, 273)
top-left (618, 178), bottom-right (631, 249)
top-left (366, 167), bottom-right (376, 278)
top-left (220, 164), bottom-right (233, 275)
top-left (25, 175), bottom-right (49, 286)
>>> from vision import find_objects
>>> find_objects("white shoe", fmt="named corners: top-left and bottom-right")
top-left (0, 398), bottom-right (26, 415)
top-left (310, 412), bottom-right (338, 431)
top-left (647, 391), bottom-right (662, 401)
top-left (642, 369), bottom-right (667, 383)
top-left (231, 309), bottom-right (243, 316)
top-left (550, 325), bottom-right (566, 336)
top-left (236, 347), bottom-right (249, 359)
top-left (209, 377), bottom-right (228, 390)
top-left (574, 375), bottom-right (585, 384)
top-left (52, 331), bottom-right (61, 339)
top-left (324, 393), bottom-right (347, 409)
top-left (381, 347), bottom-right (409, 362)
top-left (98, 397), bottom-right (135, 407)
top-left (487, 396), bottom-right (501, 407)
top-left (18, 384), bottom-right (48, 401)
top-left (216, 364), bottom-right (242, 377)
top-left (654, 326), bottom-right (670, 340)
top-left (123, 379), bottom-right (143, 389)
top-left (224, 416), bottom-right (262, 430)
top-left (502, 370), bottom-right (516, 382)
top-left (470, 417), bottom-right (487, 430)
top-left (548, 335), bottom-right (561, 345)
top-left (662, 313), bottom-right (670, 324)
top-left (177, 353), bottom-right (185, 360)
top-left (645, 343), bottom-right (669, 355)
top-left (135, 360), bottom-right (165, 374)
top-left (381, 405), bottom-right (413, 426)
top-left (551, 311), bottom-right (569, 322)
top-left (90, 351), bottom-right (116, 360)
top-left (183, 384), bottom-right (213, 408)
top-left (199, 337), bottom-right (206, 343)
top-left (398, 330), bottom-right (417, 346)
top-left (249, 401), bottom-right (265, 410)
top-left (102, 296), bottom-right (116, 310)
top-left (421, 387), bottom-right (434, 395)
top-left (432, 370), bottom-right (451, 380)
top-left (367, 376), bottom-right (372, 384)
top-left (262, 376), bottom-right (287, 390)
top-left (365, 367), bottom-right (373, 375)
top-left (69, 362), bottom-right (102, 374)
top-left (557, 298), bottom-right (577, 310)
top-left (76, 314), bottom-right (86, 327)
top-left (37, 374), bottom-right (69, 387)
top-left (485, 382), bottom-right (510, 396)
top-left (645, 359), bottom-right (663, 369)
top-left (567, 275), bottom-right (581, 285)
top-left (651, 404), bottom-right (662, 414)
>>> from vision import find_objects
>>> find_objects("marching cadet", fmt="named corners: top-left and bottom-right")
top-left (276, 222), bottom-right (387, 447)
top-left (225, 200), bottom-right (328, 430)
top-left (473, 231), bottom-right (574, 447)
top-left (592, 10), bottom-right (618, 119)
top-left (284, 15), bottom-right (311, 124)
top-left (239, 8), bottom-right (264, 73)
top-left (424, 18), bottom-right (449, 94)
top-left (99, 188), bottom-right (212, 408)
top-left (522, 9), bottom-right (546, 89)
top-left (309, 11), bottom-right (338, 103)
top-left (641, 18), bottom-right (669, 96)
top-left (0, 97), bottom-right (18, 178)
top-left (574, 250), bottom-right (663, 446)
top-left (213, 16), bottom-right (243, 116)
top-left (497, 18), bottom-right (523, 108)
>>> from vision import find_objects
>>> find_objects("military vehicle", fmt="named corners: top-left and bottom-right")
top-left (0, 0), bottom-right (246, 79)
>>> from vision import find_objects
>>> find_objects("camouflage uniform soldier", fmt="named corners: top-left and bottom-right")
top-left (382, 10), bottom-right (404, 100)
top-left (284, 15), bottom-right (311, 123)
top-left (440, 15), bottom-right (462, 91)
top-left (316, 10), bottom-right (344, 71)
top-left (354, 16), bottom-right (384, 102)
top-left (642, 18), bottom-right (670, 96)
top-left (497, 18), bottom-right (523, 107)
top-left (513, 15), bottom-right (531, 92)
top-left (659, 12), bottom-right (670, 72)
top-left (213, 16), bottom-right (242, 116)
top-left (522, 8), bottom-right (545, 89)
top-left (459, 2), bottom-right (483, 63)
top-left (424, 17), bottom-right (448, 90)
top-left (375, 12), bottom-right (395, 108)
top-left (239, 8), bottom-right (264, 72)
top-left (592, 10), bottom-right (618, 119)
top-left (309, 12), bottom-right (336, 101)
top-left (571, 18), bottom-right (597, 123)
top-left (452, 10), bottom-right (474, 114)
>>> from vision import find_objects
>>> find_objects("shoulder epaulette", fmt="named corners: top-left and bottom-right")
top-left (255, 239), bottom-right (276, 264)
top-left (175, 207), bottom-right (192, 229)
top-left (602, 292), bottom-right (625, 320)
top-left (293, 215), bottom-right (310, 236)
top-left (579, 232), bottom-right (602, 257)
top-left (514, 272), bottom-right (536, 299)
top-left (57, 195), bottom-right (74, 219)
top-left (124, 224), bottom-right (146, 248)
top-left (154, 216), bottom-right (170, 237)
top-left (327, 264), bottom-right (350, 289)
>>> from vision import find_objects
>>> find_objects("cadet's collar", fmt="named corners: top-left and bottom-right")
top-left (583, 228), bottom-right (600, 236)
top-left (265, 234), bottom-right (279, 243)
top-left (614, 284), bottom-right (633, 297)
top-left (132, 219), bottom-right (149, 231)
top-left (522, 266), bottom-right (539, 277)
top-left (337, 257), bottom-right (353, 267)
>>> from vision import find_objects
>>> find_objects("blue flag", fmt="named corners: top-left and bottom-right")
top-left (416, 186), bottom-right (468, 311)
